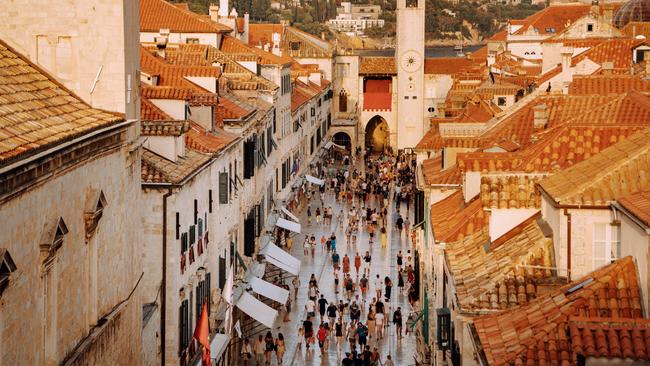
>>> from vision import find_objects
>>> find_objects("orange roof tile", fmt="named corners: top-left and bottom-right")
top-left (430, 192), bottom-right (487, 243)
top-left (248, 23), bottom-right (284, 47)
top-left (539, 128), bottom-right (650, 207)
top-left (141, 148), bottom-right (211, 184)
top-left (141, 120), bottom-right (189, 137)
top-left (141, 85), bottom-right (194, 100)
top-left (141, 98), bottom-right (173, 120)
top-left (480, 174), bottom-right (543, 209)
top-left (424, 57), bottom-right (482, 75)
top-left (140, 47), bottom-right (222, 92)
top-left (140, 0), bottom-right (231, 33)
top-left (421, 156), bottom-right (443, 185)
top-left (571, 39), bottom-right (642, 69)
top-left (512, 4), bottom-right (592, 36)
top-left (0, 40), bottom-right (124, 165)
top-left (569, 317), bottom-right (650, 360)
top-left (617, 190), bottom-right (650, 227)
top-left (220, 35), bottom-right (293, 66)
top-left (474, 256), bottom-right (644, 366)
top-left (185, 121), bottom-right (237, 153)
top-left (359, 57), bottom-right (396, 75)
top-left (446, 213), bottom-right (559, 312)
top-left (569, 74), bottom-right (650, 95)
top-left (621, 21), bottom-right (650, 40)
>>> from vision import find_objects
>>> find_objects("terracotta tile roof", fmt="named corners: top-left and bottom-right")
top-left (140, 0), bottom-right (231, 33)
top-left (468, 46), bottom-right (488, 64)
top-left (430, 192), bottom-right (487, 243)
top-left (0, 40), bottom-right (124, 165)
top-left (421, 156), bottom-right (443, 184)
top-left (141, 85), bottom-right (194, 100)
top-left (492, 53), bottom-right (542, 77)
top-left (291, 79), bottom-right (316, 112)
top-left (220, 35), bottom-right (293, 66)
top-left (140, 47), bottom-right (222, 91)
top-left (511, 4), bottom-right (592, 36)
top-left (474, 256), bottom-right (644, 366)
top-left (359, 57), bottom-right (396, 75)
top-left (185, 121), bottom-right (237, 153)
top-left (282, 26), bottom-right (334, 58)
top-left (248, 23), bottom-right (284, 47)
top-left (621, 21), bottom-right (650, 40)
top-left (432, 97), bottom-right (501, 124)
top-left (539, 128), bottom-right (650, 207)
top-left (220, 94), bottom-right (256, 120)
top-left (141, 148), bottom-right (211, 184)
top-left (475, 80), bottom-right (524, 99)
top-left (141, 120), bottom-right (189, 137)
top-left (480, 174), bottom-right (543, 209)
top-left (489, 29), bottom-right (507, 42)
top-left (141, 98), bottom-right (173, 120)
top-left (569, 74), bottom-right (650, 95)
top-left (569, 316), bottom-right (650, 360)
top-left (571, 39), bottom-right (642, 70)
top-left (415, 125), bottom-right (481, 151)
top-left (617, 190), bottom-right (650, 226)
top-left (424, 57), bottom-right (482, 75)
top-left (426, 165), bottom-right (463, 186)
top-left (446, 213), bottom-right (559, 312)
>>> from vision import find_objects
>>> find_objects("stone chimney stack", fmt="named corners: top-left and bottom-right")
top-left (603, 4), bottom-right (614, 25)
top-left (533, 104), bottom-right (548, 129)
top-left (209, 5), bottom-right (220, 22)
top-left (561, 46), bottom-right (574, 94)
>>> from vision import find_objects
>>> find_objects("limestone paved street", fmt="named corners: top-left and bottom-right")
top-left (246, 156), bottom-right (419, 365)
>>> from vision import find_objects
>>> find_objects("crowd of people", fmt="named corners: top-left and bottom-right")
top-left (241, 148), bottom-right (418, 365)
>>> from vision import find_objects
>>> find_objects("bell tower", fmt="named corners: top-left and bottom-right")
top-left (395, 0), bottom-right (425, 149)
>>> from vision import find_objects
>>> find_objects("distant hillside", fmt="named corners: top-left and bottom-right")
top-left (170, 0), bottom-right (543, 41)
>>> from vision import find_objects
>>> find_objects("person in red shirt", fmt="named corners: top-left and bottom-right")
top-left (317, 324), bottom-right (328, 353)
top-left (342, 254), bottom-right (351, 275)
top-left (354, 252), bottom-right (361, 276)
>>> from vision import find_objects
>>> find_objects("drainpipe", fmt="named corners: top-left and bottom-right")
top-left (564, 208), bottom-right (572, 282)
top-left (162, 188), bottom-right (173, 366)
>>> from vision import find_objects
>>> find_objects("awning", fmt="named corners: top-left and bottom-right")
top-left (325, 141), bottom-right (346, 150)
top-left (305, 174), bottom-right (325, 186)
top-left (260, 241), bottom-right (301, 275)
top-left (210, 334), bottom-right (230, 362)
top-left (247, 261), bottom-right (266, 279)
top-left (246, 275), bottom-right (289, 305)
top-left (276, 217), bottom-right (301, 234)
top-left (235, 290), bottom-right (278, 328)
top-left (281, 206), bottom-right (300, 223)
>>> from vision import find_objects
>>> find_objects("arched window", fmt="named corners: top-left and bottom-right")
top-left (339, 90), bottom-right (348, 112)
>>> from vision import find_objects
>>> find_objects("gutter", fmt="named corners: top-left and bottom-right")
top-left (537, 183), bottom-right (609, 210)
top-left (0, 119), bottom-right (136, 175)
top-left (161, 188), bottom-right (173, 366)
top-left (611, 202), bottom-right (650, 235)
top-left (564, 208), bottom-right (572, 282)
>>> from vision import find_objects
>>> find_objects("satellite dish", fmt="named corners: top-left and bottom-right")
top-left (636, 35), bottom-right (647, 40)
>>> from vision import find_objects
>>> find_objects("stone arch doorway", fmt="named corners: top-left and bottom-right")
top-left (333, 131), bottom-right (352, 151)
top-left (365, 115), bottom-right (389, 152)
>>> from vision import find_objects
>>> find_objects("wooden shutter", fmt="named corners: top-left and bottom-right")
top-left (415, 190), bottom-right (424, 225)
top-left (219, 172), bottom-right (228, 203)
top-left (218, 257), bottom-right (226, 289)
top-left (208, 190), bottom-right (213, 213)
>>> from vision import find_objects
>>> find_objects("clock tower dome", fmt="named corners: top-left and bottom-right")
top-left (395, 0), bottom-right (425, 149)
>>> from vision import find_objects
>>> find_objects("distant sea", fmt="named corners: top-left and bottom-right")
top-left (359, 45), bottom-right (482, 58)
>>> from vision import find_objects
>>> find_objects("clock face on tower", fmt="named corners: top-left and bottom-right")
top-left (400, 50), bottom-right (423, 72)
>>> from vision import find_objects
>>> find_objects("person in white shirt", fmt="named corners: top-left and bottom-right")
top-left (374, 274), bottom-right (382, 299)
top-left (305, 299), bottom-right (316, 317)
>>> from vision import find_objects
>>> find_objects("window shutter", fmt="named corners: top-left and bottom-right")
top-left (208, 190), bottom-right (213, 213)
top-left (193, 199), bottom-right (198, 224)
top-left (189, 225), bottom-right (196, 244)
top-left (218, 256), bottom-right (226, 289)
top-left (593, 223), bottom-right (608, 268)
top-left (219, 173), bottom-right (228, 204)
top-left (175, 212), bottom-right (180, 239)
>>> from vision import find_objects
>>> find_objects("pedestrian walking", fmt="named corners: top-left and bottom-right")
top-left (380, 226), bottom-right (387, 248)
top-left (303, 317), bottom-right (314, 350)
top-left (354, 252), bottom-right (361, 275)
top-left (359, 274), bottom-right (369, 302)
top-left (363, 251), bottom-right (371, 275)
top-left (318, 294), bottom-right (328, 319)
top-left (241, 338), bottom-right (252, 366)
top-left (393, 307), bottom-right (403, 339)
top-left (303, 237), bottom-right (310, 256)
top-left (292, 276), bottom-right (300, 300)
top-left (275, 333), bottom-right (286, 364)
top-left (375, 311), bottom-right (385, 339)
top-left (254, 335), bottom-right (265, 365)
top-left (264, 331), bottom-right (275, 365)
top-left (317, 324), bottom-right (328, 353)
top-left (384, 276), bottom-right (392, 302)
top-left (297, 327), bottom-right (305, 350)
top-left (396, 250), bottom-right (403, 271)
top-left (327, 301), bottom-right (338, 326)
top-left (342, 254), bottom-right (351, 276)
top-left (345, 275), bottom-right (354, 300)
top-left (366, 308), bottom-right (376, 339)
top-left (335, 318), bottom-right (344, 350)
top-left (347, 322), bottom-right (357, 349)
top-left (397, 269), bottom-right (405, 295)
top-left (374, 274), bottom-right (382, 299)
top-left (316, 207), bottom-right (322, 225)
top-left (307, 206), bottom-right (312, 225)
top-left (384, 355), bottom-right (395, 366)
top-left (334, 269), bottom-right (340, 294)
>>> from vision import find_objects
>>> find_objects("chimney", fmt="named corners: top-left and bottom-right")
top-left (590, 0), bottom-right (599, 17)
top-left (243, 13), bottom-right (250, 44)
top-left (560, 46), bottom-right (573, 93)
top-left (533, 104), bottom-right (548, 129)
top-left (214, 104), bottom-right (226, 129)
top-left (155, 30), bottom-right (169, 58)
top-left (209, 5), bottom-right (220, 22)
top-left (603, 4), bottom-right (614, 25)
top-left (602, 61), bottom-right (614, 75)
top-left (219, 0), bottom-right (229, 17)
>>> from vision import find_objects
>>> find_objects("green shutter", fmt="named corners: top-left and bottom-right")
top-left (219, 172), bottom-right (228, 204)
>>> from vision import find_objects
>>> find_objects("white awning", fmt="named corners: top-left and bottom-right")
top-left (260, 242), bottom-right (301, 275)
top-left (325, 141), bottom-right (346, 150)
top-left (281, 206), bottom-right (300, 223)
top-left (247, 261), bottom-right (266, 279)
top-left (247, 275), bottom-right (289, 305)
top-left (324, 141), bottom-right (333, 149)
top-left (276, 217), bottom-right (301, 233)
top-left (305, 174), bottom-right (325, 186)
top-left (235, 290), bottom-right (278, 328)
top-left (210, 334), bottom-right (230, 362)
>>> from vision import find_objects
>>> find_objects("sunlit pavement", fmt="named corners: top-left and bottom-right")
top-left (248, 156), bottom-right (419, 365)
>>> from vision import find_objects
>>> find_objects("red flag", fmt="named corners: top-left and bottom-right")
top-left (194, 303), bottom-right (211, 366)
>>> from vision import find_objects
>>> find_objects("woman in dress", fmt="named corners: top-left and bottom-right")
top-left (264, 331), bottom-right (275, 365)
top-left (241, 338), bottom-right (252, 366)
top-left (303, 237), bottom-right (310, 256)
top-left (275, 333), bottom-right (286, 364)
top-left (384, 276), bottom-right (393, 302)
top-left (366, 309), bottom-right (376, 340)
top-left (380, 226), bottom-right (387, 248)
top-left (397, 268), bottom-right (405, 295)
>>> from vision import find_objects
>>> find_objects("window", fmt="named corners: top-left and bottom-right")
top-left (41, 217), bottom-right (68, 267)
top-left (84, 190), bottom-right (107, 239)
top-left (593, 223), bottom-right (620, 269)
top-left (179, 299), bottom-right (189, 353)
top-left (0, 249), bottom-right (17, 297)
top-left (290, 41), bottom-right (300, 50)
top-left (194, 199), bottom-right (198, 224)
top-left (587, 24), bottom-right (594, 32)
top-left (181, 233), bottom-right (188, 254)
top-left (209, 190), bottom-right (213, 213)
top-left (218, 172), bottom-right (228, 204)
top-left (428, 107), bottom-right (435, 113)
top-left (339, 90), bottom-right (348, 112)
top-left (186, 38), bottom-right (199, 44)
top-left (497, 97), bottom-right (507, 106)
